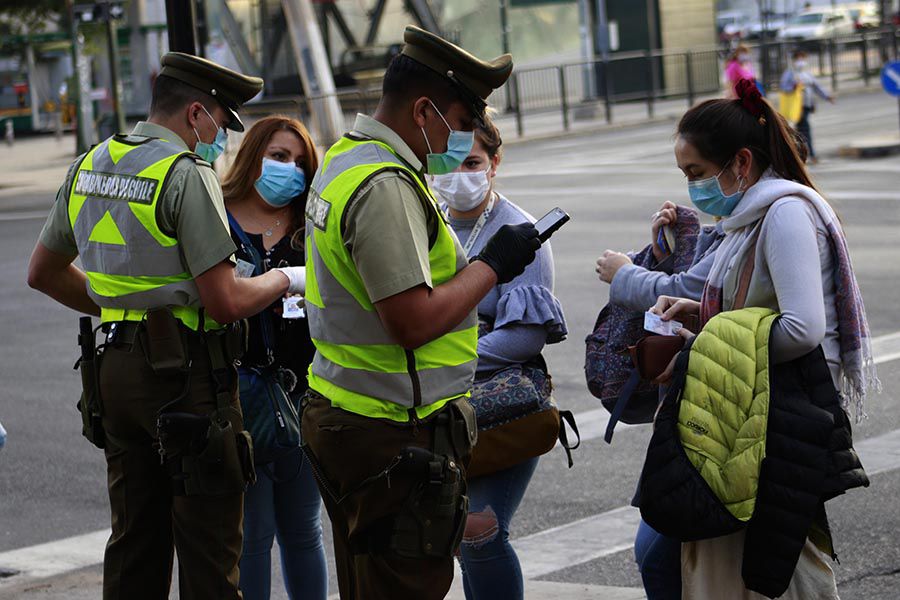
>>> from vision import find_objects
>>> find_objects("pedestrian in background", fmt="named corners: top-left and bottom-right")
top-left (724, 44), bottom-right (759, 99)
top-left (780, 50), bottom-right (834, 163)
top-left (434, 115), bottom-right (567, 600)
top-left (221, 116), bottom-right (327, 600)
top-left (27, 53), bottom-right (306, 600)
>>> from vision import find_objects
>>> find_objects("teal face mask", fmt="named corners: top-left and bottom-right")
top-left (254, 158), bottom-right (306, 208)
top-left (421, 100), bottom-right (474, 175)
top-left (687, 162), bottom-right (745, 217)
top-left (193, 106), bottom-right (227, 163)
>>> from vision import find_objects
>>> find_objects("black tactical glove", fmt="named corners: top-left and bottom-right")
top-left (473, 222), bottom-right (541, 284)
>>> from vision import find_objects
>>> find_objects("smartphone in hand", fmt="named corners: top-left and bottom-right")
top-left (534, 207), bottom-right (570, 242)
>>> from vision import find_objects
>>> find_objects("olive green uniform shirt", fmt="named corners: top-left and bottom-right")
top-left (39, 122), bottom-right (236, 277)
top-left (342, 114), bottom-right (456, 303)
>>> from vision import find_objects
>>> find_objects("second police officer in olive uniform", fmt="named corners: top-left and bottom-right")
top-left (301, 26), bottom-right (540, 599)
top-left (27, 53), bottom-right (306, 600)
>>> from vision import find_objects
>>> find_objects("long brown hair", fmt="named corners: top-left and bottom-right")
top-left (221, 115), bottom-right (319, 231)
top-left (677, 93), bottom-right (817, 192)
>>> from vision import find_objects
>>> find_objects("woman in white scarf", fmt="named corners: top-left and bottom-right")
top-left (650, 79), bottom-right (877, 599)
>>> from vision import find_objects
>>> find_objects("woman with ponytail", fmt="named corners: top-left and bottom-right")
top-left (649, 79), bottom-right (877, 598)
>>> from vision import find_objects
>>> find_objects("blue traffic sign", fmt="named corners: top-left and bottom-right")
top-left (882, 61), bottom-right (900, 97)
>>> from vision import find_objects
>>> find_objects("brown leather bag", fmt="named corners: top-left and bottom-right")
top-left (629, 335), bottom-right (686, 381)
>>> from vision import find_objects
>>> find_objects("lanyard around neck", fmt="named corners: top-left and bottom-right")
top-left (457, 193), bottom-right (496, 257)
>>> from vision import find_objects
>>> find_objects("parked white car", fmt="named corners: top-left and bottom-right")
top-left (777, 9), bottom-right (856, 41)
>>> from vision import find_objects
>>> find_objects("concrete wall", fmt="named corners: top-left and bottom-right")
top-left (659, 0), bottom-right (720, 95)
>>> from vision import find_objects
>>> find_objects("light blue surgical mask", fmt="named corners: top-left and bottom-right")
top-left (687, 162), bottom-right (745, 217)
top-left (193, 106), bottom-right (227, 163)
top-left (421, 100), bottom-right (474, 175)
top-left (254, 158), bottom-right (306, 208)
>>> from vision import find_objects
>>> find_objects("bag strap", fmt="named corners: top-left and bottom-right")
top-left (733, 234), bottom-right (759, 311)
top-left (557, 410), bottom-right (580, 468)
top-left (227, 210), bottom-right (275, 362)
top-left (604, 369), bottom-right (642, 444)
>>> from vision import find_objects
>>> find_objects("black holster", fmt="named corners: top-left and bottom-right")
top-left (154, 313), bottom-right (255, 496)
top-left (364, 401), bottom-right (476, 559)
top-left (76, 317), bottom-right (105, 449)
top-left (157, 411), bottom-right (254, 497)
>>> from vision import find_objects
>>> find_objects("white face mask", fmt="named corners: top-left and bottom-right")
top-left (428, 170), bottom-right (491, 212)
top-left (794, 59), bottom-right (807, 70)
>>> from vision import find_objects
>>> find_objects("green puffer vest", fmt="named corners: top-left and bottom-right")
top-left (678, 307), bottom-right (779, 522)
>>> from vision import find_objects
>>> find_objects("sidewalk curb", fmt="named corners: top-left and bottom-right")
top-left (837, 139), bottom-right (900, 158)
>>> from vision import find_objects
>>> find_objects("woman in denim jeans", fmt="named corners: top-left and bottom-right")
top-left (221, 116), bottom-right (327, 600)
top-left (431, 115), bottom-right (567, 600)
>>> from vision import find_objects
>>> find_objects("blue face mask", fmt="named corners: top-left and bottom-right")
top-left (254, 158), bottom-right (306, 208)
top-left (687, 163), bottom-right (745, 217)
top-left (193, 106), bottom-right (227, 163)
top-left (421, 100), bottom-right (474, 175)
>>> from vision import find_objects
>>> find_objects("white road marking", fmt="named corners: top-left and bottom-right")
top-left (513, 505), bottom-right (641, 579)
top-left (0, 529), bottom-right (109, 582)
top-left (2, 331), bottom-right (898, 586)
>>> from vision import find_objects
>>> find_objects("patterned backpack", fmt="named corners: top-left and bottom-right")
top-left (584, 206), bottom-right (704, 441)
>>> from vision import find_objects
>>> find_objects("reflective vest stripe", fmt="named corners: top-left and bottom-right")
top-left (99, 305), bottom-right (214, 332)
top-left (305, 136), bottom-right (478, 419)
top-left (310, 353), bottom-right (476, 406)
top-left (84, 271), bottom-right (193, 298)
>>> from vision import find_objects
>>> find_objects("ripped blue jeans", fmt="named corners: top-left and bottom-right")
top-left (458, 457), bottom-right (539, 600)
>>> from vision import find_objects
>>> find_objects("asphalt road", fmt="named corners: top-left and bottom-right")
top-left (0, 89), bottom-right (898, 598)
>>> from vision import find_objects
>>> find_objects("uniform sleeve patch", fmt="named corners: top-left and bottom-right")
top-left (305, 190), bottom-right (331, 231)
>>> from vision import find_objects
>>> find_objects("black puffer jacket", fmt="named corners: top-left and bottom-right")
top-left (640, 343), bottom-right (868, 598)
top-left (742, 345), bottom-right (868, 597)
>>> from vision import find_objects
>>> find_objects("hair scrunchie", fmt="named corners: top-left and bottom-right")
top-left (735, 78), bottom-right (767, 125)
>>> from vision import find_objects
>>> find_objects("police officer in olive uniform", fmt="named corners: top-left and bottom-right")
top-left (27, 53), bottom-right (306, 600)
top-left (301, 26), bottom-right (540, 600)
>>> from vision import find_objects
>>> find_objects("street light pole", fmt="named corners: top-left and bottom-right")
top-left (103, 3), bottom-right (126, 134)
top-left (499, 0), bottom-right (514, 111)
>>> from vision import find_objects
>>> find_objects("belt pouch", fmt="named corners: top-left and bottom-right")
top-left (144, 307), bottom-right (188, 373)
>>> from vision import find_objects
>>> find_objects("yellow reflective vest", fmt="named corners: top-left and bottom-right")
top-left (304, 135), bottom-right (478, 421)
top-left (68, 135), bottom-right (216, 331)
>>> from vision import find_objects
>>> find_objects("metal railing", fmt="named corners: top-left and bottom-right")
top-left (494, 25), bottom-right (900, 137)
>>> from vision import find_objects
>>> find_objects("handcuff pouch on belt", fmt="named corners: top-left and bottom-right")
top-left (152, 310), bottom-right (255, 496)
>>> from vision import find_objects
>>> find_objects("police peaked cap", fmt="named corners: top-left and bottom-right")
top-left (159, 52), bottom-right (263, 132)
top-left (400, 26), bottom-right (513, 119)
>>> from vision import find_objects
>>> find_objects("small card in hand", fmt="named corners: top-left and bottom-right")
top-left (644, 311), bottom-right (682, 336)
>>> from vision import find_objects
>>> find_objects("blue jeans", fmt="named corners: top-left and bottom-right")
top-left (634, 519), bottom-right (681, 600)
top-left (459, 457), bottom-right (539, 600)
top-left (239, 450), bottom-right (327, 600)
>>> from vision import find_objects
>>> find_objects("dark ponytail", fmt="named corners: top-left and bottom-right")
top-left (677, 79), bottom-right (818, 193)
